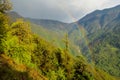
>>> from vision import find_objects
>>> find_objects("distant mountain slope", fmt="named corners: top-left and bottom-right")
top-left (27, 18), bottom-right (69, 31)
top-left (7, 11), bottom-right (23, 22)
top-left (78, 5), bottom-right (120, 33)
top-left (27, 18), bottom-right (86, 40)
top-left (78, 5), bottom-right (120, 77)
top-left (89, 24), bottom-right (120, 77)
top-left (8, 11), bottom-right (87, 56)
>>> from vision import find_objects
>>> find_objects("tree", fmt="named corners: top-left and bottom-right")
top-left (11, 19), bottom-right (32, 43)
top-left (0, 12), bottom-right (9, 54)
top-left (0, 12), bottom-right (9, 38)
top-left (0, 0), bottom-right (12, 54)
top-left (0, 0), bottom-right (12, 13)
top-left (63, 33), bottom-right (69, 51)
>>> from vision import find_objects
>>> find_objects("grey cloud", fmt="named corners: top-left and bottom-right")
top-left (11, 0), bottom-right (120, 22)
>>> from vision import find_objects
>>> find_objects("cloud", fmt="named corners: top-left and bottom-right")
top-left (11, 0), bottom-right (120, 22)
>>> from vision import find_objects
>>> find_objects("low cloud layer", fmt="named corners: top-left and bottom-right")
top-left (11, 0), bottom-right (120, 22)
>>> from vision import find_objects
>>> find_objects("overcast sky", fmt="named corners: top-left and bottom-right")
top-left (11, 0), bottom-right (120, 23)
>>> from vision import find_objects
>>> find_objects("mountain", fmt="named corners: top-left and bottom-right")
top-left (76, 5), bottom-right (120, 77)
top-left (23, 4), bottom-right (120, 35)
top-left (27, 18), bottom-right (69, 30)
top-left (75, 4), bottom-right (120, 54)
top-left (89, 26), bottom-right (120, 77)
top-left (8, 11), bottom-right (87, 56)
top-left (8, 4), bottom-right (120, 78)
top-left (1, 12), bottom-right (117, 80)
top-left (78, 5), bottom-right (120, 33)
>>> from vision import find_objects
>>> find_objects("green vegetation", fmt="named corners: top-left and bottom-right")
top-left (0, 0), bottom-right (119, 80)
top-left (77, 5), bottom-right (120, 78)
top-left (89, 27), bottom-right (120, 77)
top-left (1, 12), bottom-right (111, 80)
top-left (0, 12), bottom-right (114, 80)
top-left (30, 23), bottom-right (82, 56)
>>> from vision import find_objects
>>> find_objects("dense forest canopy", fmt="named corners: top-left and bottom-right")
top-left (0, 0), bottom-right (119, 80)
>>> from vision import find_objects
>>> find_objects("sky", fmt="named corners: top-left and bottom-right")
top-left (11, 0), bottom-right (120, 23)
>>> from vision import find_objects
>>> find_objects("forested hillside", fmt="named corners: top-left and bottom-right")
top-left (77, 5), bottom-right (120, 77)
top-left (0, 0), bottom-right (118, 80)
top-left (0, 13), bottom-right (116, 80)
top-left (89, 23), bottom-right (120, 77)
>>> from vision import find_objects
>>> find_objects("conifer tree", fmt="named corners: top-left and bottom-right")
top-left (63, 33), bottom-right (69, 51)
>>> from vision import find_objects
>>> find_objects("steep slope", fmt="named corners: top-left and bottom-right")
top-left (0, 12), bottom-right (116, 80)
top-left (89, 23), bottom-right (120, 77)
top-left (78, 5), bottom-right (120, 33)
top-left (0, 54), bottom-right (47, 80)
top-left (77, 5), bottom-right (120, 77)
top-left (76, 4), bottom-right (120, 54)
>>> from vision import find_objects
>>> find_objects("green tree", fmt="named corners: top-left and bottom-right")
top-left (0, 0), bottom-right (12, 54)
top-left (11, 19), bottom-right (32, 44)
top-left (0, 13), bottom-right (8, 37)
top-left (63, 33), bottom-right (69, 51)
top-left (0, 13), bottom-right (9, 54)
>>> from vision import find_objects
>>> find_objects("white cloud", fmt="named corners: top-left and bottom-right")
top-left (11, 0), bottom-right (120, 22)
